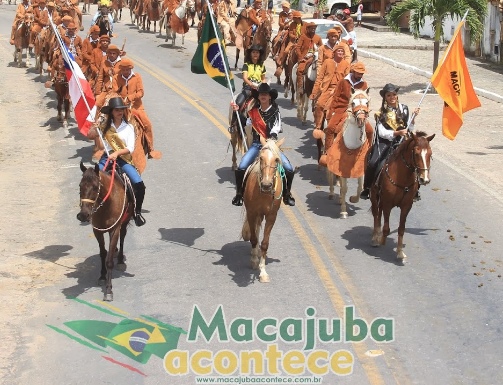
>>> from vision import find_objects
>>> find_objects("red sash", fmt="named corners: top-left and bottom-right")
top-left (248, 107), bottom-right (268, 138)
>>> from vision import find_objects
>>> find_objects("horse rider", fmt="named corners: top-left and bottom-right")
top-left (235, 44), bottom-right (266, 108)
top-left (295, 22), bottom-right (322, 89)
top-left (317, 27), bottom-right (351, 67)
top-left (113, 58), bottom-right (162, 160)
top-left (87, 96), bottom-right (147, 227)
top-left (10, 0), bottom-right (34, 45)
top-left (90, 34), bottom-right (111, 89)
top-left (92, 3), bottom-right (114, 36)
top-left (81, 25), bottom-right (101, 82)
top-left (30, 0), bottom-right (49, 50)
top-left (247, 0), bottom-right (264, 40)
top-left (217, 0), bottom-right (235, 46)
top-left (271, 1), bottom-right (291, 59)
top-left (310, 43), bottom-right (349, 133)
top-left (62, 22), bottom-right (83, 63)
top-left (274, 10), bottom-right (302, 78)
top-left (231, 83), bottom-right (296, 207)
top-left (325, 61), bottom-right (368, 152)
top-left (95, 43), bottom-right (122, 106)
top-left (335, 8), bottom-right (357, 61)
top-left (360, 83), bottom-right (420, 201)
top-left (46, 1), bottom-right (60, 24)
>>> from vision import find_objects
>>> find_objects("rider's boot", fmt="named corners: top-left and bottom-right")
top-left (232, 169), bottom-right (245, 206)
top-left (360, 187), bottom-right (370, 200)
top-left (133, 181), bottom-right (146, 226)
top-left (282, 171), bottom-right (296, 206)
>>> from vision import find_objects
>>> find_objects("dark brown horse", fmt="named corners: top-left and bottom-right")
top-left (13, 13), bottom-right (34, 67)
top-left (241, 137), bottom-right (285, 283)
top-left (77, 161), bottom-right (134, 301)
top-left (370, 131), bottom-right (435, 260)
top-left (234, 9), bottom-right (271, 70)
top-left (51, 55), bottom-right (71, 127)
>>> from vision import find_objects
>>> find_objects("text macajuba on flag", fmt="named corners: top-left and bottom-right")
top-left (63, 47), bottom-right (97, 136)
top-left (431, 22), bottom-right (481, 140)
top-left (190, 11), bottom-right (235, 92)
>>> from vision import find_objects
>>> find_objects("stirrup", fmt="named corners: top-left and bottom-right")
top-left (232, 194), bottom-right (243, 206)
top-left (134, 212), bottom-right (146, 227)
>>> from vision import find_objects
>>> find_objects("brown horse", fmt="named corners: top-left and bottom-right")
top-left (291, 51), bottom-right (318, 124)
top-left (370, 131), bottom-right (435, 260)
top-left (34, 26), bottom-right (49, 75)
top-left (13, 13), bottom-right (34, 67)
top-left (111, 0), bottom-right (125, 22)
top-left (51, 54), bottom-right (71, 126)
top-left (77, 161), bottom-right (134, 301)
top-left (234, 9), bottom-right (271, 70)
top-left (145, 0), bottom-right (162, 32)
top-left (241, 137), bottom-right (285, 283)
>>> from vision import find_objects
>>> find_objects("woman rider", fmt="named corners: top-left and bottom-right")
top-left (231, 83), bottom-right (296, 207)
top-left (235, 44), bottom-right (267, 108)
top-left (87, 97), bottom-right (147, 226)
top-left (360, 83), bottom-right (420, 201)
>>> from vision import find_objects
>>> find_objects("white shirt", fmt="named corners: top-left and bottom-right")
top-left (104, 120), bottom-right (135, 154)
top-left (376, 103), bottom-right (414, 141)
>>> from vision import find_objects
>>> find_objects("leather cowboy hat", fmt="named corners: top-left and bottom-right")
top-left (90, 25), bottom-right (101, 33)
top-left (99, 34), bottom-right (111, 41)
top-left (350, 61), bottom-right (366, 74)
top-left (247, 44), bottom-right (264, 54)
top-left (118, 58), bottom-right (134, 69)
top-left (107, 44), bottom-right (121, 52)
top-left (379, 83), bottom-right (400, 98)
top-left (47, 1), bottom-right (55, 6)
top-left (326, 28), bottom-right (340, 37)
top-left (101, 97), bottom-right (128, 114)
top-left (252, 83), bottom-right (278, 101)
top-left (305, 22), bottom-right (317, 28)
top-left (62, 15), bottom-right (73, 22)
top-left (292, 10), bottom-right (302, 18)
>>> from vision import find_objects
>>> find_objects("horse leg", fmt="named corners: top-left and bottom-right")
top-left (259, 214), bottom-right (277, 283)
top-left (349, 176), bottom-right (363, 204)
top-left (296, 91), bottom-right (302, 119)
top-left (104, 227), bottom-right (121, 301)
top-left (339, 177), bottom-right (348, 219)
top-left (248, 215), bottom-right (260, 271)
top-left (57, 94), bottom-right (63, 122)
top-left (94, 229), bottom-right (107, 285)
top-left (327, 170), bottom-right (335, 200)
top-left (234, 48), bottom-right (239, 71)
top-left (381, 206), bottom-right (391, 246)
top-left (63, 98), bottom-right (70, 127)
top-left (116, 223), bottom-right (128, 270)
top-left (396, 206), bottom-right (411, 260)
top-left (303, 94), bottom-right (309, 124)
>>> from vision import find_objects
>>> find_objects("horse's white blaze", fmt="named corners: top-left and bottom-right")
top-left (420, 149), bottom-right (429, 183)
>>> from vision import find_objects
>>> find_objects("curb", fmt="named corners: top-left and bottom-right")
top-left (359, 48), bottom-right (503, 104)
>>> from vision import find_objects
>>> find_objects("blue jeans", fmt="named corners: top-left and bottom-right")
top-left (238, 141), bottom-right (294, 173)
top-left (99, 155), bottom-right (142, 184)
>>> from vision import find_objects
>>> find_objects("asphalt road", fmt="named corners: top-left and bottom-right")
top-left (1, 4), bottom-right (502, 385)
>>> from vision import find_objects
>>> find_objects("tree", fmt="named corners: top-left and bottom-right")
top-left (385, 0), bottom-right (487, 72)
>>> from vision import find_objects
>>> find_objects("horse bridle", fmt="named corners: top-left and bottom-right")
top-left (401, 136), bottom-right (431, 173)
top-left (80, 175), bottom-right (103, 214)
top-left (258, 147), bottom-right (282, 199)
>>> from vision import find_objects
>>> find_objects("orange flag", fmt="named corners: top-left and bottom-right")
top-left (431, 22), bottom-right (481, 140)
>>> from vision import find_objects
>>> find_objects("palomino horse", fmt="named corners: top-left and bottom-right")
top-left (13, 13), bottom-right (34, 67)
top-left (370, 132), bottom-right (435, 260)
top-left (326, 89), bottom-right (373, 218)
top-left (290, 51), bottom-right (318, 124)
top-left (241, 137), bottom-right (285, 283)
top-left (77, 162), bottom-right (134, 301)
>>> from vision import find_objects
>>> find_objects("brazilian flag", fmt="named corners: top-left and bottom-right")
top-left (191, 11), bottom-right (235, 92)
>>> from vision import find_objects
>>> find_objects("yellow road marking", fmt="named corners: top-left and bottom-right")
top-left (129, 56), bottom-right (400, 385)
top-left (95, 301), bottom-right (131, 316)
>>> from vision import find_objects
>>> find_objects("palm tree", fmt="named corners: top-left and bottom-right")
top-left (385, 0), bottom-right (487, 72)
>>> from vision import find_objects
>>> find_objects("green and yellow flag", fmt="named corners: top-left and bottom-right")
top-left (191, 11), bottom-right (235, 92)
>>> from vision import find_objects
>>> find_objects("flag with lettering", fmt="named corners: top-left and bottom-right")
top-left (431, 22), bottom-right (481, 140)
top-left (190, 10), bottom-right (235, 92)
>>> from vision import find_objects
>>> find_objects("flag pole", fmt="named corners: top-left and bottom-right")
top-left (407, 9), bottom-right (470, 129)
top-left (206, 6), bottom-right (248, 151)
top-left (48, 15), bottom-right (109, 156)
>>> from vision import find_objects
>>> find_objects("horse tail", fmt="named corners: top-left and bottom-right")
top-left (242, 215), bottom-right (251, 241)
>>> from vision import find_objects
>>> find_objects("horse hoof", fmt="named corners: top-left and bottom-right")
top-left (63, 121), bottom-right (68, 128)
top-left (98, 278), bottom-right (105, 286)
top-left (371, 240), bottom-right (380, 247)
top-left (116, 263), bottom-right (127, 272)
top-left (397, 251), bottom-right (407, 260)
top-left (103, 293), bottom-right (113, 301)
top-left (340, 212), bottom-right (348, 219)
top-left (349, 196), bottom-right (359, 204)
top-left (259, 274), bottom-right (270, 283)
top-left (328, 194), bottom-right (334, 200)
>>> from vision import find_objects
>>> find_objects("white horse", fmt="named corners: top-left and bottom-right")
top-left (162, 0), bottom-right (188, 46)
top-left (326, 89), bottom-right (373, 218)
top-left (289, 51), bottom-right (318, 124)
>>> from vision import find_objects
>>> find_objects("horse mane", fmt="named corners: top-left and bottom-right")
top-left (391, 131), bottom-right (429, 161)
top-left (415, 131), bottom-right (427, 138)
top-left (262, 139), bottom-right (283, 164)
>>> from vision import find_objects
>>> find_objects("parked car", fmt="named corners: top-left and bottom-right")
top-left (301, 18), bottom-right (355, 52)
top-left (302, 0), bottom-right (351, 17)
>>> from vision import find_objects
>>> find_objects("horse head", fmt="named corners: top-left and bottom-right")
top-left (349, 88), bottom-right (370, 128)
top-left (258, 137), bottom-right (285, 193)
top-left (77, 162), bottom-right (101, 222)
top-left (407, 131), bottom-right (435, 185)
